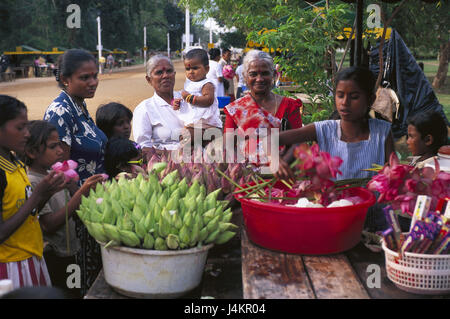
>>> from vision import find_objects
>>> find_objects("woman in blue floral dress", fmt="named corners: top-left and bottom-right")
top-left (43, 49), bottom-right (107, 297)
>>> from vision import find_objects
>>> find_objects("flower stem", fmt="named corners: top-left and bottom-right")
top-left (65, 189), bottom-right (70, 254)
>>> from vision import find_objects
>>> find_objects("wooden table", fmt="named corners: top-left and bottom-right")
top-left (241, 229), bottom-right (450, 299)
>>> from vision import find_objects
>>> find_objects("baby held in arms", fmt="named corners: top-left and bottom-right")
top-left (173, 48), bottom-right (222, 146)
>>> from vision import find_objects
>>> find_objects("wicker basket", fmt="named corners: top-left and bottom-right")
top-left (382, 239), bottom-right (450, 295)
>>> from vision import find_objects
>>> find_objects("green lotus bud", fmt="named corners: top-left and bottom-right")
top-left (218, 200), bottom-right (229, 211)
top-left (131, 205), bottom-right (145, 224)
top-left (136, 193), bottom-right (147, 211)
top-left (198, 226), bottom-right (209, 242)
top-left (135, 217), bottom-right (148, 240)
top-left (218, 222), bottom-right (238, 233)
top-left (199, 184), bottom-right (206, 200)
top-left (214, 231), bottom-right (236, 245)
top-left (179, 225), bottom-right (191, 245)
top-left (206, 215), bottom-right (220, 233)
top-left (183, 211), bottom-right (193, 228)
top-left (214, 206), bottom-right (224, 218)
top-left (144, 211), bottom-right (155, 233)
top-left (153, 202), bottom-right (162, 222)
top-left (143, 233), bottom-right (155, 249)
top-left (194, 212), bottom-right (204, 229)
top-left (101, 203), bottom-right (116, 225)
top-left (184, 196), bottom-right (197, 213)
top-left (202, 208), bottom-right (216, 225)
top-left (205, 228), bottom-right (220, 244)
top-left (89, 222), bottom-right (109, 243)
top-left (178, 178), bottom-right (188, 197)
top-left (157, 192), bottom-right (167, 208)
top-left (103, 224), bottom-right (121, 242)
top-left (189, 222), bottom-right (200, 247)
top-left (161, 170), bottom-right (178, 188)
top-left (148, 193), bottom-right (157, 213)
top-left (221, 212), bottom-right (233, 223)
top-left (158, 215), bottom-right (170, 237)
top-left (95, 182), bottom-right (105, 197)
top-left (154, 237), bottom-right (167, 250)
top-left (76, 209), bottom-right (84, 221)
top-left (151, 162), bottom-right (167, 174)
top-left (171, 211), bottom-right (183, 230)
top-left (187, 180), bottom-right (200, 198)
top-left (205, 188), bottom-right (221, 202)
top-left (166, 234), bottom-right (179, 250)
top-left (120, 213), bottom-right (134, 232)
top-left (89, 209), bottom-right (103, 224)
top-left (111, 201), bottom-right (123, 218)
top-left (118, 229), bottom-right (141, 248)
top-left (169, 182), bottom-right (178, 195)
top-left (165, 197), bottom-right (178, 212)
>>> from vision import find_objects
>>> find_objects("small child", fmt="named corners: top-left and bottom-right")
top-left (174, 48), bottom-right (222, 145)
top-left (104, 137), bottom-right (143, 179)
top-left (0, 95), bottom-right (66, 289)
top-left (406, 111), bottom-right (449, 167)
top-left (23, 120), bottom-right (106, 298)
top-left (95, 102), bottom-right (133, 139)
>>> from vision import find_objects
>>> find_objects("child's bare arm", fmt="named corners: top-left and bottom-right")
top-left (183, 83), bottom-right (216, 108)
top-left (39, 174), bottom-right (106, 233)
top-left (0, 171), bottom-right (66, 244)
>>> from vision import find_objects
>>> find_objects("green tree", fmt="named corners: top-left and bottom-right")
top-left (389, 0), bottom-right (450, 89)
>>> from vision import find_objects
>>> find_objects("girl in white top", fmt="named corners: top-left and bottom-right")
top-left (133, 55), bottom-right (184, 151)
top-left (174, 48), bottom-right (222, 130)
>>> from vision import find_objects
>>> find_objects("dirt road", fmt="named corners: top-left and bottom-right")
top-left (0, 60), bottom-right (186, 121)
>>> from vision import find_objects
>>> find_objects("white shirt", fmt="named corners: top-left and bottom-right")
top-left (132, 92), bottom-right (184, 150)
top-left (236, 65), bottom-right (245, 88)
top-left (179, 78), bottom-right (222, 128)
top-left (207, 60), bottom-right (225, 97)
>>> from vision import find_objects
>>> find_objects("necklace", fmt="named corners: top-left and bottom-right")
top-left (250, 93), bottom-right (280, 116)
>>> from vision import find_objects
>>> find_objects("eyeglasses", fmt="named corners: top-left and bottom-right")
top-left (127, 159), bottom-right (143, 166)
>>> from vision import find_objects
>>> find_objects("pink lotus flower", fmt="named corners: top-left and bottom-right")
top-left (51, 160), bottom-right (79, 183)
top-left (367, 152), bottom-right (450, 216)
top-left (222, 65), bottom-right (235, 79)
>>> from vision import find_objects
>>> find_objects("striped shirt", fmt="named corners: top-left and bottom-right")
top-left (315, 119), bottom-right (391, 180)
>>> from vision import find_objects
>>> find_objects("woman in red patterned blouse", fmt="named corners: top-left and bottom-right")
top-left (223, 50), bottom-right (303, 164)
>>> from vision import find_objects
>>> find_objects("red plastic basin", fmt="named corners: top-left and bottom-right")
top-left (235, 182), bottom-right (376, 255)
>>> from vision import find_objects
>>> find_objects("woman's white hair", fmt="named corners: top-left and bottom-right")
top-left (242, 49), bottom-right (275, 77)
top-left (146, 54), bottom-right (173, 77)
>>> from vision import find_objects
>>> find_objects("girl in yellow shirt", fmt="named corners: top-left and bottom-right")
top-left (0, 95), bottom-right (66, 289)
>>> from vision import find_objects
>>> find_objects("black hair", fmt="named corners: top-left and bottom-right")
top-left (208, 48), bottom-right (221, 60)
top-left (104, 137), bottom-right (141, 178)
top-left (185, 48), bottom-right (209, 67)
top-left (333, 66), bottom-right (376, 119)
top-left (222, 48), bottom-right (231, 54)
top-left (0, 95), bottom-right (27, 128)
top-left (95, 102), bottom-right (133, 139)
top-left (407, 111), bottom-right (449, 154)
top-left (55, 49), bottom-right (97, 89)
top-left (334, 66), bottom-right (376, 100)
top-left (22, 120), bottom-right (58, 166)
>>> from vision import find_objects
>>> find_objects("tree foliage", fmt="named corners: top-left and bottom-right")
top-left (0, 0), bottom-right (209, 56)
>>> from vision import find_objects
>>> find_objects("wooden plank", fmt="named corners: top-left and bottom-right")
top-left (303, 254), bottom-right (370, 299)
top-left (241, 229), bottom-right (315, 299)
top-left (84, 270), bottom-right (129, 299)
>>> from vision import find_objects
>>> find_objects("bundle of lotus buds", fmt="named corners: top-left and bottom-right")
top-left (76, 165), bottom-right (237, 250)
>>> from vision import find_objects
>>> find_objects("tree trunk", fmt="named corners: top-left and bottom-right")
top-left (432, 41), bottom-right (450, 90)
